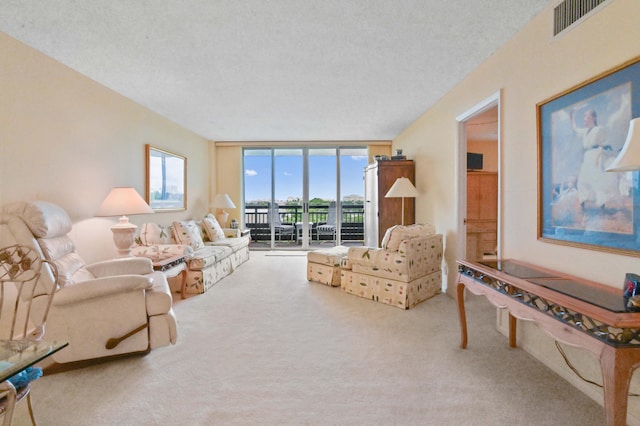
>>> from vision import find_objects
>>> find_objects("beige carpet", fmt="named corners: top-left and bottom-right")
top-left (13, 251), bottom-right (603, 425)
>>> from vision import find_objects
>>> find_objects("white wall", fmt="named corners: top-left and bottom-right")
top-left (396, 0), bottom-right (640, 294)
top-left (393, 0), bottom-right (640, 421)
top-left (1, 33), bottom-right (210, 262)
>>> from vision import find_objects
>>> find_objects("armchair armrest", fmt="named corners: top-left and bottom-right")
top-left (53, 275), bottom-right (152, 306)
top-left (347, 247), bottom-right (381, 268)
top-left (85, 257), bottom-right (154, 277)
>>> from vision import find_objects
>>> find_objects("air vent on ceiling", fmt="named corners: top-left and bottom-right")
top-left (553, 0), bottom-right (608, 36)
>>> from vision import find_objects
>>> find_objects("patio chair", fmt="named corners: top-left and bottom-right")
top-left (316, 201), bottom-right (337, 241)
top-left (268, 203), bottom-right (295, 241)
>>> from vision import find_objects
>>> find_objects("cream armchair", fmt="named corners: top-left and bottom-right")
top-left (0, 201), bottom-right (177, 367)
top-left (341, 224), bottom-right (443, 309)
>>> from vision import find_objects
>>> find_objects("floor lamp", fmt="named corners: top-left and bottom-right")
top-left (385, 177), bottom-right (419, 225)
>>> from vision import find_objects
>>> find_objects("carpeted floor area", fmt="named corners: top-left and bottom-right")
top-left (14, 251), bottom-right (603, 425)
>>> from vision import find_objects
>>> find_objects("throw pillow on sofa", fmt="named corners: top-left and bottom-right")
top-left (173, 220), bottom-right (205, 249)
top-left (202, 214), bottom-right (225, 242)
top-left (137, 222), bottom-right (174, 246)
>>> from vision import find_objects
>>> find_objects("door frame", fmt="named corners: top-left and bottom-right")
top-left (456, 90), bottom-right (502, 261)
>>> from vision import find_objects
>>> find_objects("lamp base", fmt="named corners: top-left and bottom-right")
top-left (111, 216), bottom-right (137, 257)
top-left (215, 209), bottom-right (229, 228)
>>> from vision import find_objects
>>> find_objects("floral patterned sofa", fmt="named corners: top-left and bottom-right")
top-left (341, 224), bottom-right (443, 309)
top-left (132, 214), bottom-right (250, 295)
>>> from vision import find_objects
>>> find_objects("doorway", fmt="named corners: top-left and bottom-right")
top-left (457, 92), bottom-right (501, 261)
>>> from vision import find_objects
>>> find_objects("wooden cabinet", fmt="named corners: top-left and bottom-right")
top-left (364, 160), bottom-right (415, 247)
top-left (466, 171), bottom-right (498, 260)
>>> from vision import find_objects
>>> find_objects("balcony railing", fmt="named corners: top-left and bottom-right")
top-left (244, 203), bottom-right (364, 242)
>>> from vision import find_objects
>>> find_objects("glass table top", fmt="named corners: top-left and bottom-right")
top-left (479, 260), bottom-right (560, 279)
top-left (0, 340), bottom-right (68, 383)
top-left (478, 259), bottom-right (628, 313)
top-left (527, 278), bottom-right (628, 313)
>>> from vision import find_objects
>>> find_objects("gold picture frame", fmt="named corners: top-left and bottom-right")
top-left (537, 56), bottom-right (640, 256)
top-left (145, 145), bottom-right (187, 211)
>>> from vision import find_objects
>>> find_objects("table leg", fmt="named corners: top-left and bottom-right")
top-left (509, 313), bottom-right (517, 348)
top-left (180, 269), bottom-right (188, 300)
top-left (456, 279), bottom-right (468, 349)
top-left (599, 345), bottom-right (640, 426)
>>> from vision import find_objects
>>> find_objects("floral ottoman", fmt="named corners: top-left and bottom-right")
top-left (307, 245), bottom-right (350, 287)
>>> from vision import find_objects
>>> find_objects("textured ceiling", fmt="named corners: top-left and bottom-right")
top-left (1, 1), bottom-right (550, 141)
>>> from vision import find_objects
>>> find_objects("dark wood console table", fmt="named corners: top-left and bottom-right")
top-left (456, 258), bottom-right (640, 426)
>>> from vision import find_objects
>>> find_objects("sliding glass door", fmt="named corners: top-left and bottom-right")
top-left (243, 149), bottom-right (272, 245)
top-left (309, 149), bottom-right (338, 248)
top-left (242, 148), bottom-right (300, 249)
top-left (273, 149), bottom-right (303, 248)
top-left (243, 146), bottom-right (367, 250)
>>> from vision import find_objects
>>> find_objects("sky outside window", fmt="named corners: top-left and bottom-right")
top-left (244, 148), bottom-right (367, 203)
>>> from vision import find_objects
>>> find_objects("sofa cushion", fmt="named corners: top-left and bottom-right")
top-left (307, 245), bottom-right (349, 266)
top-left (188, 245), bottom-right (232, 270)
top-left (207, 235), bottom-right (250, 252)
top-left (381, 223), bottom-right (435, 252)
top-left (172, 220), bottom-right (205, 249)
top-left (131, 244), bottom-right (193, 262)
top-left (202, 215), bottom-right (225, 242)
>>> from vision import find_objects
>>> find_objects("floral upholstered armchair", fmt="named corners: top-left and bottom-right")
top-left (341, 224), bottom-right (443, 309)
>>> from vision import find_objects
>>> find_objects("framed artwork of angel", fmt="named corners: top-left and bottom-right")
top-left (537, 56), bottom-right (640, 256)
